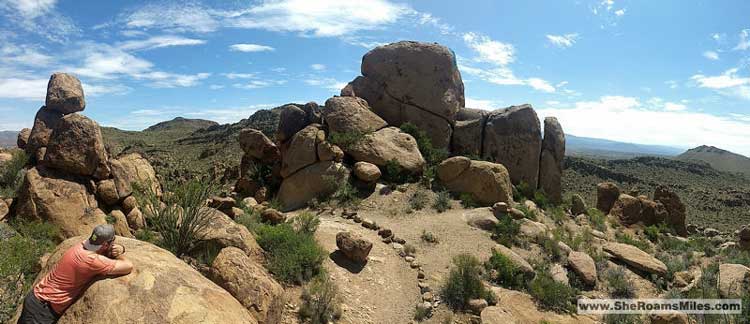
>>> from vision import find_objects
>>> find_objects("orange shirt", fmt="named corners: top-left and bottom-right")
top-left (33, 241), bottom-right (116, 314)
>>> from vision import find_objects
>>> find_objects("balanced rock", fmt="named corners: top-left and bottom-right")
top-left (603, 242), bottom-right (667, 276)
top-left (17, 128), bottom-right (30, 149)
top-left (278, 161), bottom-right (350, 211)
top-left (538, 117), bottom-right (565, 204)
top-left (596, 182), bottom-right (620, 214)
top-left (344, 41), bottom-right (463, 149)
top-left (45, 73), bottom-right (85, 114)
top-left (654, 186), bottom-right (688, 236)
top-left (336, 231), bottom-right (373, 263)
top-left (568, 251), bottom-right (597, 286)
top-left (353, 161), bottom-right (381, 183)
top-left (210, 247), bottom-right (284, 324)
top-left (437, 156), bottom-right (513, 206)
top-left (323, 96), bottom-right (387, 135)
top-left (239, 128), bottom-right (280, 162)
top-left (15, 167), bottom-right (104, 239)
top-left (347, 127), bottom-right (425, 174)
top-left (482, 105), bottom-right (542, 187)
top-left (27, 236), bottom-right (258, 324)
top-left (718, 263), bottom-right (750, 298)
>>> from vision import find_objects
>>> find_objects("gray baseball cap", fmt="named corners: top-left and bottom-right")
top-left (88, 224), bottom-right (115, 245)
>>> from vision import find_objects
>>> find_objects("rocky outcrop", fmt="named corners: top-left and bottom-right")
top-left (239, 128), bottom-right (280, 162)
top-left (15, 167), bottom-right (104, 239)
top-left (27, 236), bottom-right (258, 324)
top-left (278, 161), bottom-right (350, 211)
top-left (654, 186), bottom-right (688, 236)
top-left (567, 251), bottom-right (597, 286)
top-left (276, 104), bottom-right (311, 143)
top-left (17, 128), bottom-right (30, 149)
top-left (210, 247), bottom-right (284, 324)
top-left (464, 207), bottom-right (499, 231)
top-left (43, 113), bottom-right (110, 179)
top-left (336, 231), bottom-right (373, 263)
top-left (235, 129), bottom-right (281, 199)
top-left (197, 208), bottom-right (262, 259)
top-left (45, 73), bottom-right (85, 114)
top-left (280, 125), bottom-right (319, 178)
top-left (109, 153), bottom-right (161, 198)
top-left (492, 244), bottom-right (534, 276)
top-left (343, 41), bottom-right (464, 149)
top-left (571, 194), bottom-right (587, 215)
top-left (437, 156), bottom-right (513, 206)
top-left (610, 194), bottom-right (642, 225)
top-left (603, 242), bottom-right (667, 276)
top-left (718, 263), bottom-right (750, 298)
top-left (323, 96), bottom-right (387, 135)
top-left (482, 105), bottom-right (542, 188)
top-left (538, 117), bottom-right (565, 204)
top-left (347, 127), bottom-right (425, 174)
top-left (25, 107), bottom-right (62, 161)
top-left (597, 182), bottom-right (621, 214)
top-left (451, 117), bottom-right (486, 157)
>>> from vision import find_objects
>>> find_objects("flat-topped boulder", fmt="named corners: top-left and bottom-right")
top-left (323, 96), bottom-right (387, 135)
top-left (603, 242), bottom-right (667, 276)
top-left (567, 251), bottom-right (597, 286)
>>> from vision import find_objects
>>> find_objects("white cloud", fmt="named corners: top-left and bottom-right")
top-left (229, 43), bottom-right (275, 52)
top-left (526, 78), bottom-right (556, 92)
top-left (0, 43), bottom-right (54, 67)
top-left (465, 97), bottom-right (500, 110)
top-left (0, 77), bottom-right (47, 100)
top-left (121, 2), bottom-right (219, 33)
top-left (82, 83), bottom-right (131, 96)
top-left (538, 96), bottom-right (750, 156)
top-left (134, 72), bottom-right (211, 88)
top-left (463, 32), bottom-right (515, 66)
top-left (665, 80), bottom-right (679, 89)
top-left (233, 80), bottom-right (287, 89)
top-left (209, 84), bottom-right (224, 90)
top-left (702, 50), bottom-right (719, 60)
top-left (0, 0), bottom-right (78, 42)
top-left (460, 64), bottom-right (556, 93)
top-left (614, 9), bottom-right (626, 16)
top-left (310, 63), bottom-right (326, 71)
top-left (691, 68), bottom-right (750, 99)
top-left (7, 0), bottom-right (56, 18)
top-left (303, 78), bottom-right (346, 91)
top-left (546, 33), bottom-right (579, 48)
top-left (712, 33), bottom-right (725, 42)
top-left (68, 44), bottom-right (153, 79)
top-left (222, 73), bottom-right (256, 79)
top-left (118, 35), bottom-right (206, 51)
top-left (663, 102), bottom-right (687, 111)
top-left (735, 29), bottom-right (750, 51)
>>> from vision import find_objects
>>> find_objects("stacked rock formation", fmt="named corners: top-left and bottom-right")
top-left (15, 73), bottom-right (161, 239)
top-left (601, 182), bottom-right (688, 236)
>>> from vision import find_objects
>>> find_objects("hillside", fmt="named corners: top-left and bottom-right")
top-left (564, 155), bottom-right (750, 231)
top-left (0, 131), bottom-right (18, 148)
top-left (566, 134), bottom-right (684, 159)
top-left (144, 117), bottom-right (218, 132)
top-left (677, 145), bottom-right (750, 177)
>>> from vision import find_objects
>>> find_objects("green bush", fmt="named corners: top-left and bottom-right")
top-left (587, 208), bottom-right (607, 232)
top-left (299, 274), bottom-right (342, 324)
top-left (569, 227), bottom-right (594, 251)
top-left (323, 175), bottom-right (361, 208)
top-left (528, 268), bottom-right (577, 313)
top-left (615, 232), bottom-right (652, 253)
top-left (421, 230), bottom-right (439, 243)
top-left (409, 189), bottom-right (429, 211)
top-left (327, 130), bottom-right (363, 151)
top-left (605, 267), bottom-right (635, 298)
top-left (549, 206), bottom-right (567, 225)
top-left (441, 254), bottom-right (496, 310)
top-left (603, 314), bottom-right (643, 324)
top-left (433, 190), bottom-right (451, 212)
top-left (657, 252), bottom-right (688, 284)
top-left (492, 216), bottom-right (521, 247)
top-left (537, 234), bottom-right (564, 262)
top-left (0, 150), bottom-right (27, 196)
top-left (136, 179), bottom-right (216, 257)
top-left (381, 159), bottom-right (414, 184)
top-left (484, 250), bottom-right (525, 290)
top-left (293, 212), bottom-right (321, 236)
top-left (532, 190), bottom-right (549, 209)
top-left (255, 223), bottom-right (326, 284)
top-left (458, 192), bottom-right (479, 209)
top-left (399, 122), bottom-right (448, 167)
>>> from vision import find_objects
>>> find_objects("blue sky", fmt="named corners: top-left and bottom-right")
top-left (1, 0), bottom-right (749, 155)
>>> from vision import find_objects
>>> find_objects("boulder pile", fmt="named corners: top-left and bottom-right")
top-left (14, 73), bottom-right (161, 239)
top-left (600, 182), bottom-right (688, 236)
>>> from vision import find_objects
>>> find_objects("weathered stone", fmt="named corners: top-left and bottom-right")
top-left (121, 196), bottom-right (137, 215)
top-left (210, 247), bottom-right (284, 324)
top-left (197, 208), bottom-right (263, 259)
top-left (437, 156), bottom-right (513, 206)
top-left (278, 161), bottom-right (350, 211)
top-left (323, 96), bottom-right (387, 135)
top-left (654, 186), bottom-right (688, 236)
top-left (26, 107), bottom-right (62, 160)
top-left (45, 73), bottom-right (85, 114)
top-left (17, 128), bottom-right (30, 149)
top-left (550, 263), bottom-right (570, 286)
top-left (468, 299), bottom-right (489, 315)
top-left (482, 105), bottom-right (542, 188)
top-left (238, 128), bottom-right (280, 162)
top-left (481, 287), bottom-right (597, 324)
top-left (109, 153), bottom-right (161, 198)
top-left (208, 196), bottom-right (236, 211)
top-left (538, 117), bottom-right (565, 204)
top-left (597, 182), bottom-right (621, 214)
top-left (568, 251), bottom-right (597, 286)
top-left (465, 207), bottom-right (499, 231)
top-left (336, 231), bottom-right (373, 263)
top-left (610, 194), bottom-right (642, 225)
top-left (0, 199), bottom-right (9, 222)
top-left (109, 210), bottom-right (133, 238)
top-left (280, 125), bottom-right (319, 178)
top-left (96, 179), bottom-right (119, 206)
top-left (571, 194), bottom-right (587, 216)
top-left (302, 101), bottom-right (322, 124)
top-left (451, 117), bottom-right (485, 157)
top-left (276, 104), bottom-right (310, 143)
top-left (126, 207), bottom-right (145, 231)
top-left (639, 197), bottom-right (670, 226)
top-left (348, 127), bottom-right (425, 174)
top-left (260, 208), bottom-right (286, 225)
top-left (492, 244), bottom-right (534, 276)
top-left (718, 263), bottom-right (750, 298)
top-left (603, 242), bottom-right (667, 276)
top-left (518, 219), bottom-right (548, 239)
top-left (353, 161), bottom-right (381, 183)
top-left (42, 113), bottom-right (110, 179)
top-left (648, 312), bottom-right (692, 324)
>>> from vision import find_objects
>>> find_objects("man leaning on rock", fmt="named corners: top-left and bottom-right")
top-left (17, 225), bottom-right (134, 324)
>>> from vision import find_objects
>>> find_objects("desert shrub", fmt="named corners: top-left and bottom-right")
top-left (586, 208), bottom-right (607, 232)
top-left (236, 206), bottom-right (263, 234)
top-left (299, 274), bottom-right (342, 324)
top-left (399, 122), bottom-right (448, 167)
top-left (413, 304), bottom-right (431, 321)
top-left (293, 212), bottom-right (320, 236)
top-left (0, 220), bottom-right (58, 322)
top-left (403, 243), bottom-right (417, 256)
top-left (537, 234), bottom-right (564, 262)
top-left (323, 175), bottom-right (361, 208)
top-left (459, 192), bottom-right (479, 209)
top-left (644, 225), bottom-right (660, 242)
top-left (657, 252), bottom-right (688, 285)
top-left (516, 203), bottom-right (536, 220)
top-left (255, 223), bottom-right (326, 284)
top-left (723, 249), bottom-right (750, 267)
top-left (605, 267), bottom-right (635, 298)
top-left (441, 254), bottom-right (496, 310)
top-left (409, 189), bottom-right (429, 211)
top-left (615, 232), bottom-right (652, 253)
top-left (532, 190), bottom-right (549, 209)
top-left (484, 250), bottom-right (525, 290)
top-left (514, 181), bottom-right (533, 201)
top-left (105, 214), bottom-right (116, 225)
top-left (433, 190), bottom-right (451, 212)
top-left (327, 130), bottom-right (363, 151)
top-left (492, 216), bottom-right (521, 247)
top-left (0, 150), bottom-right (27, 196)
top-left (248, 163), bottom-right (280, 192)
top-left (569, 227), bottom-right (594, 251)
top-left (266, 196), bottom-right (284, 211)
top-left (382, 159), bottom-right (413, 184)
top-left (528, 268), bottom-right (577, 313)
top-left (136, 179), bottom-right (216, 257)
top-left (421, 230), bottom-right (439, 243)
top-left (549, 206), bottom-right (567, 225)
top-left (134, 228), bottom-right (158, 244)
top-left (603, 314), bottom-right (643, 324)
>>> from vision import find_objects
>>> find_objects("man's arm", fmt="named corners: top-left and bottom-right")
top-left (108, 256), bottom-right (134, 276)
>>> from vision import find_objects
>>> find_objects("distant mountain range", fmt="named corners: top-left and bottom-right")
top-left (144, 117), bottom-right (218, 132)
top-left (0, 131), bottom-right (18, 148)
top-left (566, 134), bottom-right (685, 158)
top-left (677, 145), bottom-right (750, 177)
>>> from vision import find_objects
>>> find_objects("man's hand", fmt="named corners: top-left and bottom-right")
top-left (108, 244), bottom-right (125, 258)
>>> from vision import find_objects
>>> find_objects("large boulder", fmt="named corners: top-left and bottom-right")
top-left (654, 186), bottom-right (688, 236)
top-left (196, 208), bottom-right (263, 260)
top-left (465, 207), bottom-right (499, 231)
top-left (437, 156), bottom-right (512, 206)
top-left (276, 104), bottom-right (310, 143)
top-left (210, 247), bottom-right (284, 324)
top-left (25, 107), bottom-right (63, 160)
top-left (718, 263), bottom-right (750, 298)
top-left (45, 73), bottom-right (85, 114)
top-left (570, 194), bottom-right (587, 216)
top-left (596, 182), bottom-right (620, 214)
top-left (603, 242), bottom-right (667, 276)
top-left (639, 197), bottom-right (670, 226)
top-left (610, 194), bottom-right (642, 225)
top-left (109, 153), bottom-right (161, 198)
top-left (344, 41), bottom-right (464, 149)
top-left (17, 128), bottom-right (30, 149)
top-left (538, 117), bottom-right (565, 204)
top-left (347, 127), bottom-right (425, 174)
top-left (43, 113), bottom-right (110, 179)
top-left (567, 251), bottom-right (597, 286)
top-left (323, 96), bottom-right (387, 135)
top-left (492, 244), bottom-right (534, 276)
top-left (25, 236), bottom-right (258, 324)
top-left (353, 161), bottom-right (381, 183)
top-left (451, 117), bottom-right (485, 157)
top-left (280, 125), bottom-right (319, 178)
top-left (239, 128), bottom-right (280, 162)
top-left (336, 231), bottom-right (373, 263)
top-left (482, 105), bottom-right (542, 188)
top-left (15, 167), bottom-right (105, 239)
top-left (456, 107), bottom-right (489, 121)
top-left (278, 161), bottom-right (350, 211)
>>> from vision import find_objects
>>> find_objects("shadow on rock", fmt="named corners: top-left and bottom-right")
top-left (329, 250), bottom-right (366, 274)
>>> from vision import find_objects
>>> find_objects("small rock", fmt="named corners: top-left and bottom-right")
top-left (508, 208), bottom-right (526, 220)
top-left (405, 256), bottom-right (415, 262)
top-left (704, 228), bottom-right (720, 237)
top-left (492, 202), bottom-right (510, 213)
top-left (467, 299), bottom-right (488, 315)
top-left (336, 231), bottom-right (373, 263)
top-left (422, 292), bottom-right (434, 302)
top-left (260, 208), bottom-right (286, 224)
top-left (361, 218), bottom-right (377, 229)
top-left (378, 228), bottom-right (393, 238)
